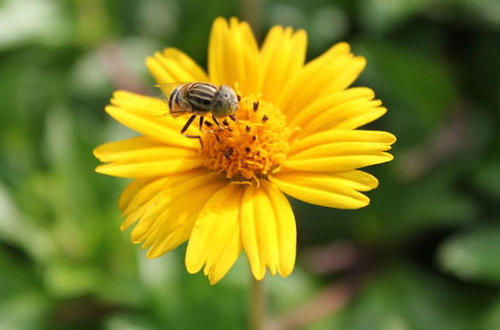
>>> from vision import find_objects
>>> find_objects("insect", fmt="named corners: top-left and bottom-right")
top-left (166, 82), bottom-right (240, 136)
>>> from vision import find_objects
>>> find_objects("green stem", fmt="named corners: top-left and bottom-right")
top-left (250, 276), bottom-right (265, 330)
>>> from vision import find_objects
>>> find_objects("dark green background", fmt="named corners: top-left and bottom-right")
top-left (0, 0), bottom-right (499, 329)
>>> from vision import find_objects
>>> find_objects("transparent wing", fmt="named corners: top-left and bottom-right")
top-left (154, 82), bottom-right (186, 98)
top-left (145, 82), bottom-right (186, 117)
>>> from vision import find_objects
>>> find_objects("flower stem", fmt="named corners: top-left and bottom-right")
top-left (250, 276), bottom-right (265, 330)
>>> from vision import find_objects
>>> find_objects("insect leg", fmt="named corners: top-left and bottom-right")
top-left (185, 135), bottom-right (203, 148)
top-left (181, 114), bottom-right (197, 134)
top-left (198, 116), bottom-right (204, 131)
top-left (211, 114), bottom-right (221, 127)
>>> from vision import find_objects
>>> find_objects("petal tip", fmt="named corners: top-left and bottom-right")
top-left (94, 164), bottom-right (107, 175)
top-left (251, 266), bottom-right (266, 281)
top-left (119, 222), bottom-right (130, 231)
top-left (334, 41), bottom-right (351, 53)
top-left (162, 47), bottom-right (178, 56)
top-left (279, 267), bottom-right (294, 278)
top-left (92, 146), bottom-right (103, 160)
top-left (388, 133), bottom-right (397, 144)
top-left (253, 273), bottom-right (265, 281)
top-left (185, 259), bottom-right (202, 274)
top-left (146, 251), bottom-right (157, 259)
top-left (294, 29), bottom-right (307, 41)
top-left (213, 17), bottom-right (228, 28)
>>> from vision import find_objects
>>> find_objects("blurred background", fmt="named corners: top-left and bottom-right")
top-left (0, 0), bottom-right (499, 329)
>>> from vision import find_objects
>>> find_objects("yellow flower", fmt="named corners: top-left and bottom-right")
top-left (94, 17), bottom-right (396, 284)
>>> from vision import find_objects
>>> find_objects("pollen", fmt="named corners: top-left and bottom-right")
top-left (201, 96), bottom-right (291, 182)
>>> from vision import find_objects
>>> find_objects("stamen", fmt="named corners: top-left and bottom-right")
top-left (200, 97), bottom-right (290, 182)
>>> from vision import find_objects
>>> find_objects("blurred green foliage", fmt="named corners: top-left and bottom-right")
top-left (0, 0), bottom-right (499, 329)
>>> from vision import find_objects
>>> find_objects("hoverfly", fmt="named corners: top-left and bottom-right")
top-left (159, 82), bottom-right (241, 136)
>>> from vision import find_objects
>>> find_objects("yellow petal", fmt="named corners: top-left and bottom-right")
top-left (253, 186), bottom-right (280, 276)
top-left (260, 26), bottom-right (307, 103)
top-left (297, 99), bottom-right (386, 137)
top-left (328, 170), bottom-right (379, 191)
top-left (271, 171), bottom-right (375, 209)
top-left (290, 130), bottom-right (396, 155)
top-left (185, 184), bottom-right (243, 284)
top-left (206, 226), bottom-right (241, 285)
top-left (119, 171), bottom-right (203, 230)
top-left (94, 133), bottom-right (201, 178)
top-left (121, 176), bottom-right (175, 219)
top-left (119, 178), bottom-right (169, 225)
top-left (276, 170), bottom-right (379, 191)
top-left (146, 48), bottom-right (208, 87)
top-left (334, 108), bottom-right (388, 131)
top-left (128, 171), bottom-right (221, 243)
top-left (240, 182), bottom-right (295, 280)
top-left (95, 157), bottom-right (202, 178)
top-left (285, 129), bottom-right (395, 172)
top-left (262, 181), bottom-right (296, 277)
top-left (289, 142), bottom-right (392, 160)
top-left (283, 153), bottom-right (393, 172)
top-left (118, 178), bottom-right (155, 212)
top-left (208, 17), bottom-right (260, 95)
top-left (240, 185), bottom-right (265, 279)
top-left (145, 180), bottom-right (226, 258)
top-left (110, 90), bottom-right (171, 121)
top-left (288, 87), bottom-right (375, 128)
top-left (94, 136), bottom-right (199, 163)
top-left (277, 42), bottom-right (366, 118)
top-left (105, 91), bottom-right (199, 148)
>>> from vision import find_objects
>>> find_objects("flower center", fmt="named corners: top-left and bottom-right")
top-left (201, 96), bottom-right (291, 183)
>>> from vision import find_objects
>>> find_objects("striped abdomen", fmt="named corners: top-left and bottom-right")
top-left (185, 83), bottom-right (218, 112)
top-left (168, 82), bottom-right (217, 116)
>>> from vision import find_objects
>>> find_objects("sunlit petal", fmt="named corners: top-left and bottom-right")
top-left (185, 184), bottom-right (243, 284)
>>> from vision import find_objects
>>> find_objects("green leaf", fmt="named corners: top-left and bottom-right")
top-left (354, 39), bottom-right (458, 146)
top-left (323, 265), bottom-right (480, 330)
top-left (359, 0), bottom-right (434, 34)
top-left (0, 292), bottom-right (51, 330)
top-left (454, 0), bottom-right (500, 27)
top-left (104, 313), bottom-right (157, 330)
top-left (0, 249), bottom-right (51, 329)
top-left (44, 261), bottom-right (102, 298)
top-left (438, 225), bottom-right (500, 284)
top-left (0, 184), bottom-right (55, 262)
top-left (471, 156), bottom-right (500, 199)
top-left (478, 295), bottom-right (500, 330)
top-left (352, 169), bottom-right (478, 243)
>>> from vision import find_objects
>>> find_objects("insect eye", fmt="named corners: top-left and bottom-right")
top-left (237, 95), bottom-right (241, 102)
